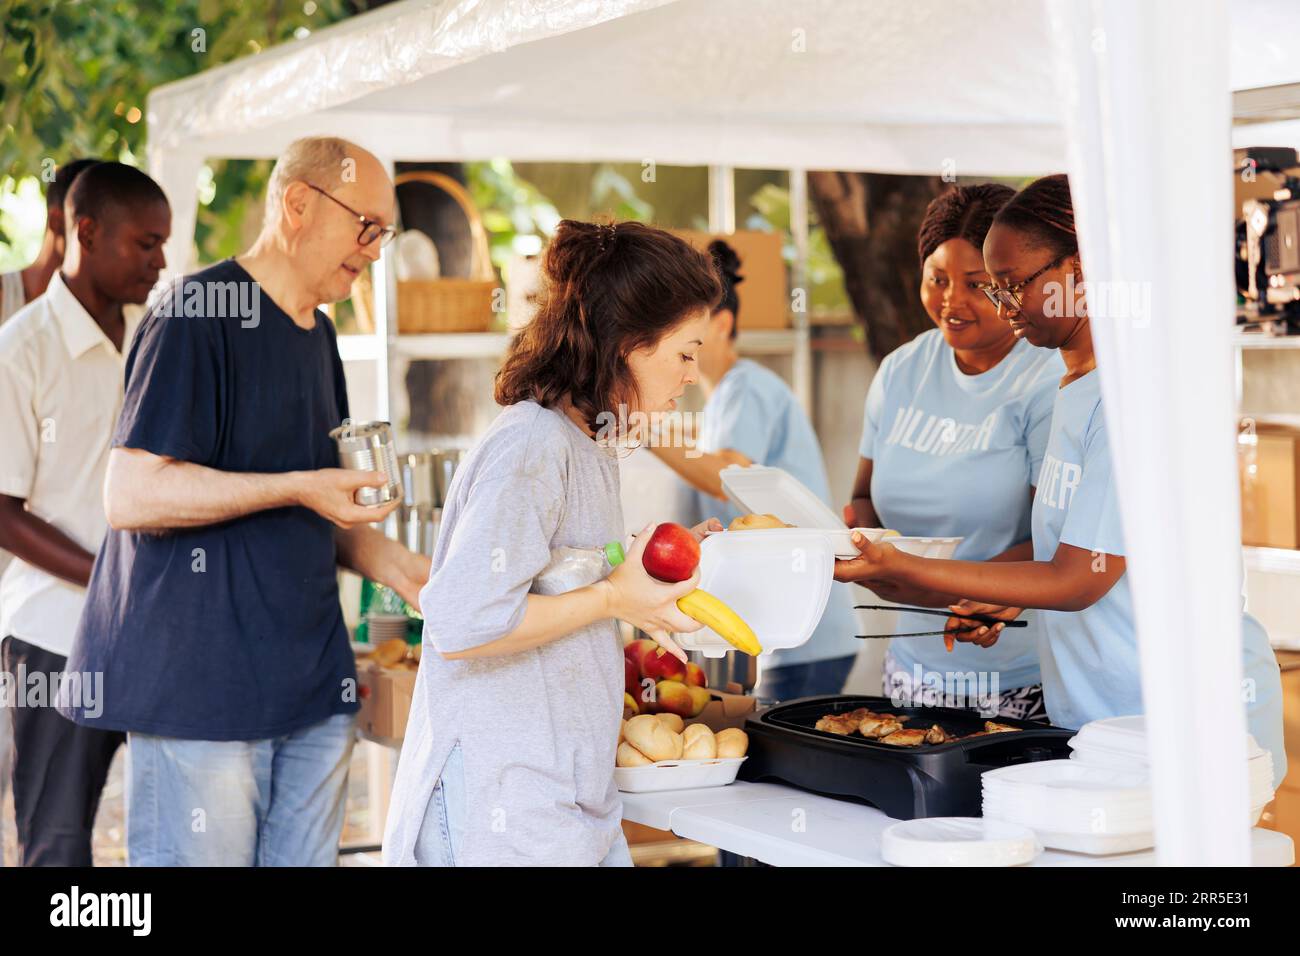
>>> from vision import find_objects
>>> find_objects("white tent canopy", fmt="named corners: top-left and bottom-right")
top-left (147, 0), bottom-right (1300, 865)
top-left (148, 0), bottom-right (1300, 275)
top-left (149, 0), bottom-right (1066, 171)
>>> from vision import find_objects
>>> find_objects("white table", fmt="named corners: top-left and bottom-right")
top-left (621, 781), bottom-right (1295, 866)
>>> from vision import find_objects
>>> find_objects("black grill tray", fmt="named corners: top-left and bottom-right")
top-left (738, 695), bottom-right (1076, 820)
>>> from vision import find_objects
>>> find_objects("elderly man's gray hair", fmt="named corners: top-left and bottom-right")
top-left (264, 136), bottom-right (355, 225)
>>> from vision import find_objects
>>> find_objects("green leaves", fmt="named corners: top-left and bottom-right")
top-left (0, 0), bottom-right (353, 262)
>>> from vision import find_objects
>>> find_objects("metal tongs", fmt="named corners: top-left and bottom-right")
top-left (853, 604), bottom-right (1028, 639)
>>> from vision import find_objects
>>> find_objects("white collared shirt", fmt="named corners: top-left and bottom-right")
top-left (0, 272), bottom-right (140, 657)
top-left (0, 270), bottom-right (24, 325)
top-left (0, 270), bottom-right (26, 585)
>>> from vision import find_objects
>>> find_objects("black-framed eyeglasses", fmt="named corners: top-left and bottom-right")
top-left (306, 183), bottom-right (397, 248)
top-left (980, 254), bottom-right (1067, 312)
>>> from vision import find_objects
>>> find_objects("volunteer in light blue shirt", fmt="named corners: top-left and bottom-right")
top-left (849, 184), bottom-right (1062, 720)
top-left (833, 175), bottom-right (1286, 785)
top-left (651, 240), bottom-right (858, 699)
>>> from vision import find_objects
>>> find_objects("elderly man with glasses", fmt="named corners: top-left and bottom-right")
top-left (61, 137), bottom-right (429, 867)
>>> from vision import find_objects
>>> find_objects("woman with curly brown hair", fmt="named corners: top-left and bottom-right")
top-left (384, 219), bottom-right (725, 866)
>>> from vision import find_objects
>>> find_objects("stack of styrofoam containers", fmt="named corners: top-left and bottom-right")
top-left (1068, 715), bottom-right (1274, 825)
top-left (982, 760), bottom-right (1156, 854)
top-left (981, 715), bottom-right (1277, 855)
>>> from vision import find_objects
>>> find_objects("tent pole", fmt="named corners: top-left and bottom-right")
top-left (789, 169), bottom-right (812, 417)
top-left (373, 156), bottom-right (397, 424)
top-left (707, 165), bottom-right (735, 234)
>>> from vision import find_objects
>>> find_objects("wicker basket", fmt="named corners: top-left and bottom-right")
top-left (351, 171), bottom-right (498, 335)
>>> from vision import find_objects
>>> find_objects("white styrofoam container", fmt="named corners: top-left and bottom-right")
top-left (981, 758), bottom-right (1270, 853)
top-left (1006, 823), bottom-right (1156, 856)
top-left (981, 795), bottom-right (1154, 833)
top-left (983, 759), bottom-right (1150, 795)
top-left (1070, 718), bottom-right (1268, 762)
top-left (675, 528), bottom-right (834, 658)
top-left (717, 464), bottom-right (962, 560)
top-left (882, 817), bottom-right (1041, 867)
top-left (614, 757), bottom-right (747, 793)
top-left (1066, 719), bottom-right (1275, 807)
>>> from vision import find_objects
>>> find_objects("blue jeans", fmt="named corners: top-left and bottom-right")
top-left (756, 654), bottom-right (856, 703)
top-left (126, 712), bottom-right (356, 866)
top-left (412, 743), bottom-right (633, 867)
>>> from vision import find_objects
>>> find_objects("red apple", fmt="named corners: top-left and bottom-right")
top-left (624, 638), bottom-right (658, 676)
top-left (625, 656), bottom-right (640, 696)
top-left (684, 662), bottom-right (707, 688)
top-left (642, 646), bottom-right (687, 683)
top-left (642, 522), bottom-right (700, 583)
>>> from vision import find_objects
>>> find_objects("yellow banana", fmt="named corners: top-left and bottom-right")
top-left (677, 588), bottom-right (762, 656)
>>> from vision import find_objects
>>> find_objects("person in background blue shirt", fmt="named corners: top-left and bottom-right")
top-left (834, 175), bottom-right (1286, 786)
top-left (651, 240), bottom-right (859, 700)
top-left (847, 184), bottom-right (1062, 720)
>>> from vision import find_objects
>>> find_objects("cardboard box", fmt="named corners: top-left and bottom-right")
top-left (1240, 421), bottom-right (1300, 549)
top-left (674, 230), bottom-right (789, 329)
top-left (1259, 652), bottom-right (1300, 840)
top-left (684, 688), bottom-right (757, 733)
top-left (356, 660), bottom-right (417, 740)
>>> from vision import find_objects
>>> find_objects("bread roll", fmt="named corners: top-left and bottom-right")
top-left (617, 742), bottom-right (654, 767)
top-left (619, 719), bottom-right (627, 744)
top-left (715, 727), bottom-right (749, 758)
top-left (655, 713), bottom-right (685, 734)
top-left (728, 513), bottom-right (790, 531)
top-left (370, 638), bottom-right (407, 667)
top-left (624, 714), bottom-right (679, 762)
top-left (668, 730), bottom-right (684, 760)
top-left (681, 723), bottom-right (717, 760)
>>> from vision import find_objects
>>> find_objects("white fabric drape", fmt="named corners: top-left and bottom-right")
top-left (1048, 0), bottom-right (1252, 865)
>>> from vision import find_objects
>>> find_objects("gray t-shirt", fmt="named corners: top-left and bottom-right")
top-left (384, 401), bottom-right (626, 866)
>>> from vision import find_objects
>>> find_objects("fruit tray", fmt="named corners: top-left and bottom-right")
top-left (614, 757), bottom-right (748, 793)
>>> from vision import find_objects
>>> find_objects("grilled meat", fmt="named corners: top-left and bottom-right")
top-left (984, 721), bottom-right (1021, 734)
top-left (816, 707), bottom-right (947, 745)
top-left (924, 724), bottom-right (951, 745)
top-left (879, 728), bottom-right (927, 747)
top-left (815, 713), bottom-right (864, 736)
top-left (860, 716), bottom-right (904, 739)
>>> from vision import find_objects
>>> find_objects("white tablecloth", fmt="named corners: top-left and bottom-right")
top-left (620, 781), bottom-right (1295, 867)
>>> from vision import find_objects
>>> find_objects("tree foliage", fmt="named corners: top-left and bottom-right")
top-left (0, 0), bottom-right (353, 258)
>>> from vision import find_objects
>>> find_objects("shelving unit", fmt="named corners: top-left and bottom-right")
top-left (1243, 546), bottom-right (1300, 576)
top-left (1234, 333), bottom-right (1300, 583)
top-left (1234, 331), bottom-right (1300, 350)
top-left (338, 166), bottom-right (817, 423)
top-left (341, 328), bottom-right (806, 365)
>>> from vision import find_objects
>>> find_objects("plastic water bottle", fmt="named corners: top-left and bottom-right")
top-left (532, 541), bottom-right (627, 596)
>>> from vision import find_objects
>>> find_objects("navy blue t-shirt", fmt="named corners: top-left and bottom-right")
top-left (63, 259), bottom-right (358, 740)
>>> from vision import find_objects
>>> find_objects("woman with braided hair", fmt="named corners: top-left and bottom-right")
top-left (835, 175), bottom-right (1285, 783)
top-left (845, 183), bottom-right (1063, 720)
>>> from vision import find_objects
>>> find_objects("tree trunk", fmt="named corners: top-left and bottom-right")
top-left (808, 171), bottom-right (946, 361)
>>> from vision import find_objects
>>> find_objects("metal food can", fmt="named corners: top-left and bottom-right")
top-left (329, 420), bottom-right (403, 507)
